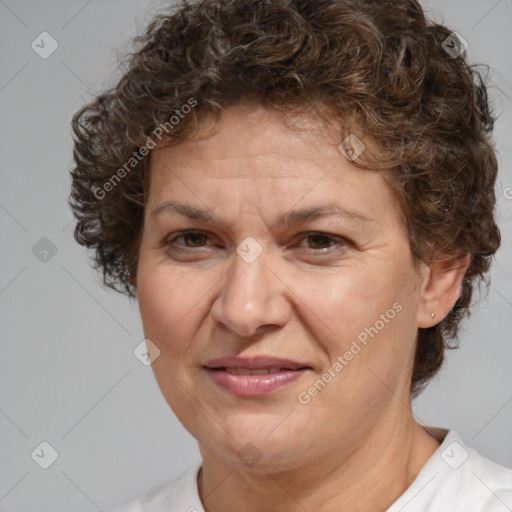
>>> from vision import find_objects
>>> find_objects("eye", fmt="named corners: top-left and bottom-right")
top-left (295, 232), bottom-right (347, 251)
top-left (160, 230), bottom-right (350, 260)
top-left (301, 232), bottom-right (337, 249)
top-left (164, 230), bottom-right (212, 249)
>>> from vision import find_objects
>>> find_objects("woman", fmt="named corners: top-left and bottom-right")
top-left (69, 0), bottom-right (512, 510)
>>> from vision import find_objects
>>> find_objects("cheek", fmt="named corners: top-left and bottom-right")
top-left (136, 263), bottom-right (206, 418)
top-left (297, 259), bottom-right (418, 380)
top-left (293, 265), bottom-right (402, 344)
top-left (137, 263), bottom-right (199, 350)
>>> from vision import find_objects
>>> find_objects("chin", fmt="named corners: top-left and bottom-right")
top-left (199, 416), bottom-right (312, 471)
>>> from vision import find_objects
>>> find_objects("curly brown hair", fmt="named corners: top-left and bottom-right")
top-left (69, 0), bottom-right (501, 398)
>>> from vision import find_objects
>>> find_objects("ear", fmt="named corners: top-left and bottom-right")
top-left (417, 254), bottom-right (471, 328)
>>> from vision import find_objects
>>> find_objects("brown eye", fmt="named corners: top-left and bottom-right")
top-left (292, 232), bottom-right (351, 258)
top-left (306, 233), bottom-right (335, 249)
top-left (181, 232), bottom-right (208, 247)
top-left (163, 231), bottom-right (212, 249)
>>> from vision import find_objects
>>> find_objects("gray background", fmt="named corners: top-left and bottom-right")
top-left (0, 0), bottom-right (511, 510)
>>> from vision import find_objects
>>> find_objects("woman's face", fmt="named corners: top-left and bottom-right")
top-left (136, 106), bottom-right (429, 471)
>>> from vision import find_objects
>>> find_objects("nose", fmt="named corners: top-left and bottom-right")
top-left (210, 251), bottom-right (291, 338)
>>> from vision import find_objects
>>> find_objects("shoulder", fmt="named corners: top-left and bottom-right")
top-left (442, 433), bottom-right (512, 510)
top-left (388, 429), bottom-right (512, 512)
top-left (105, 462), bottom-right (203, 512)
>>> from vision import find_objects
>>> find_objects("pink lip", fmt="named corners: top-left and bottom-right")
top-left (203, 356), bottom-right (309, 371)
top-left (205, 367), bottom-right (309, 396)
top-left (203, 356), bottom-right (311, 397)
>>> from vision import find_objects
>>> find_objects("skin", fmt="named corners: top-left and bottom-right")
top-left (136, 106), bottom-right (470, 512)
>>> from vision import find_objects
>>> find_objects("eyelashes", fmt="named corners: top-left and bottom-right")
top-left (168, 231), bottom-right (210, 248)
top-left (161, 230), bottom-right (350, 256)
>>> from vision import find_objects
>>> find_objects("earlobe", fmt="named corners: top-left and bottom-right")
top-left (417, 254), bottom-right (471, 328)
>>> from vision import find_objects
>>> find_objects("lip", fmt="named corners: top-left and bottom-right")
top-left (203, 356), bottom-right (310, 371)
top-left (203, 356), bottom-right (311, 397)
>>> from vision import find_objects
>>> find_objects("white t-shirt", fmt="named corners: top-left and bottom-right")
top-left (108, 428), bottom-right (512, 512)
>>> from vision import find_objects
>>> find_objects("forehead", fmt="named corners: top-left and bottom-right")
top-left (146, 106), bottom-right (399, 229)
top-left (150, 107), bottom-right (345, 177)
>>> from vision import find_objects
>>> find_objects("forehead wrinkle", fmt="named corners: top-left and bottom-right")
top-left (150, 200), bottom-right (373, 233)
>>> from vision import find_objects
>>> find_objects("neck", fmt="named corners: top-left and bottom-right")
top-left (197, 416), bottom-right (440, 512)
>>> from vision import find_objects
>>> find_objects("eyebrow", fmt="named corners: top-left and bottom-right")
top-left (150, 200), bottom-right (372, 228)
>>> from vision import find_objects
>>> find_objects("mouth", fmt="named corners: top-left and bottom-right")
top-left (203, 357), bottom-right (312, 396)
top-left (208, 366), bottom-right (309, 375)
